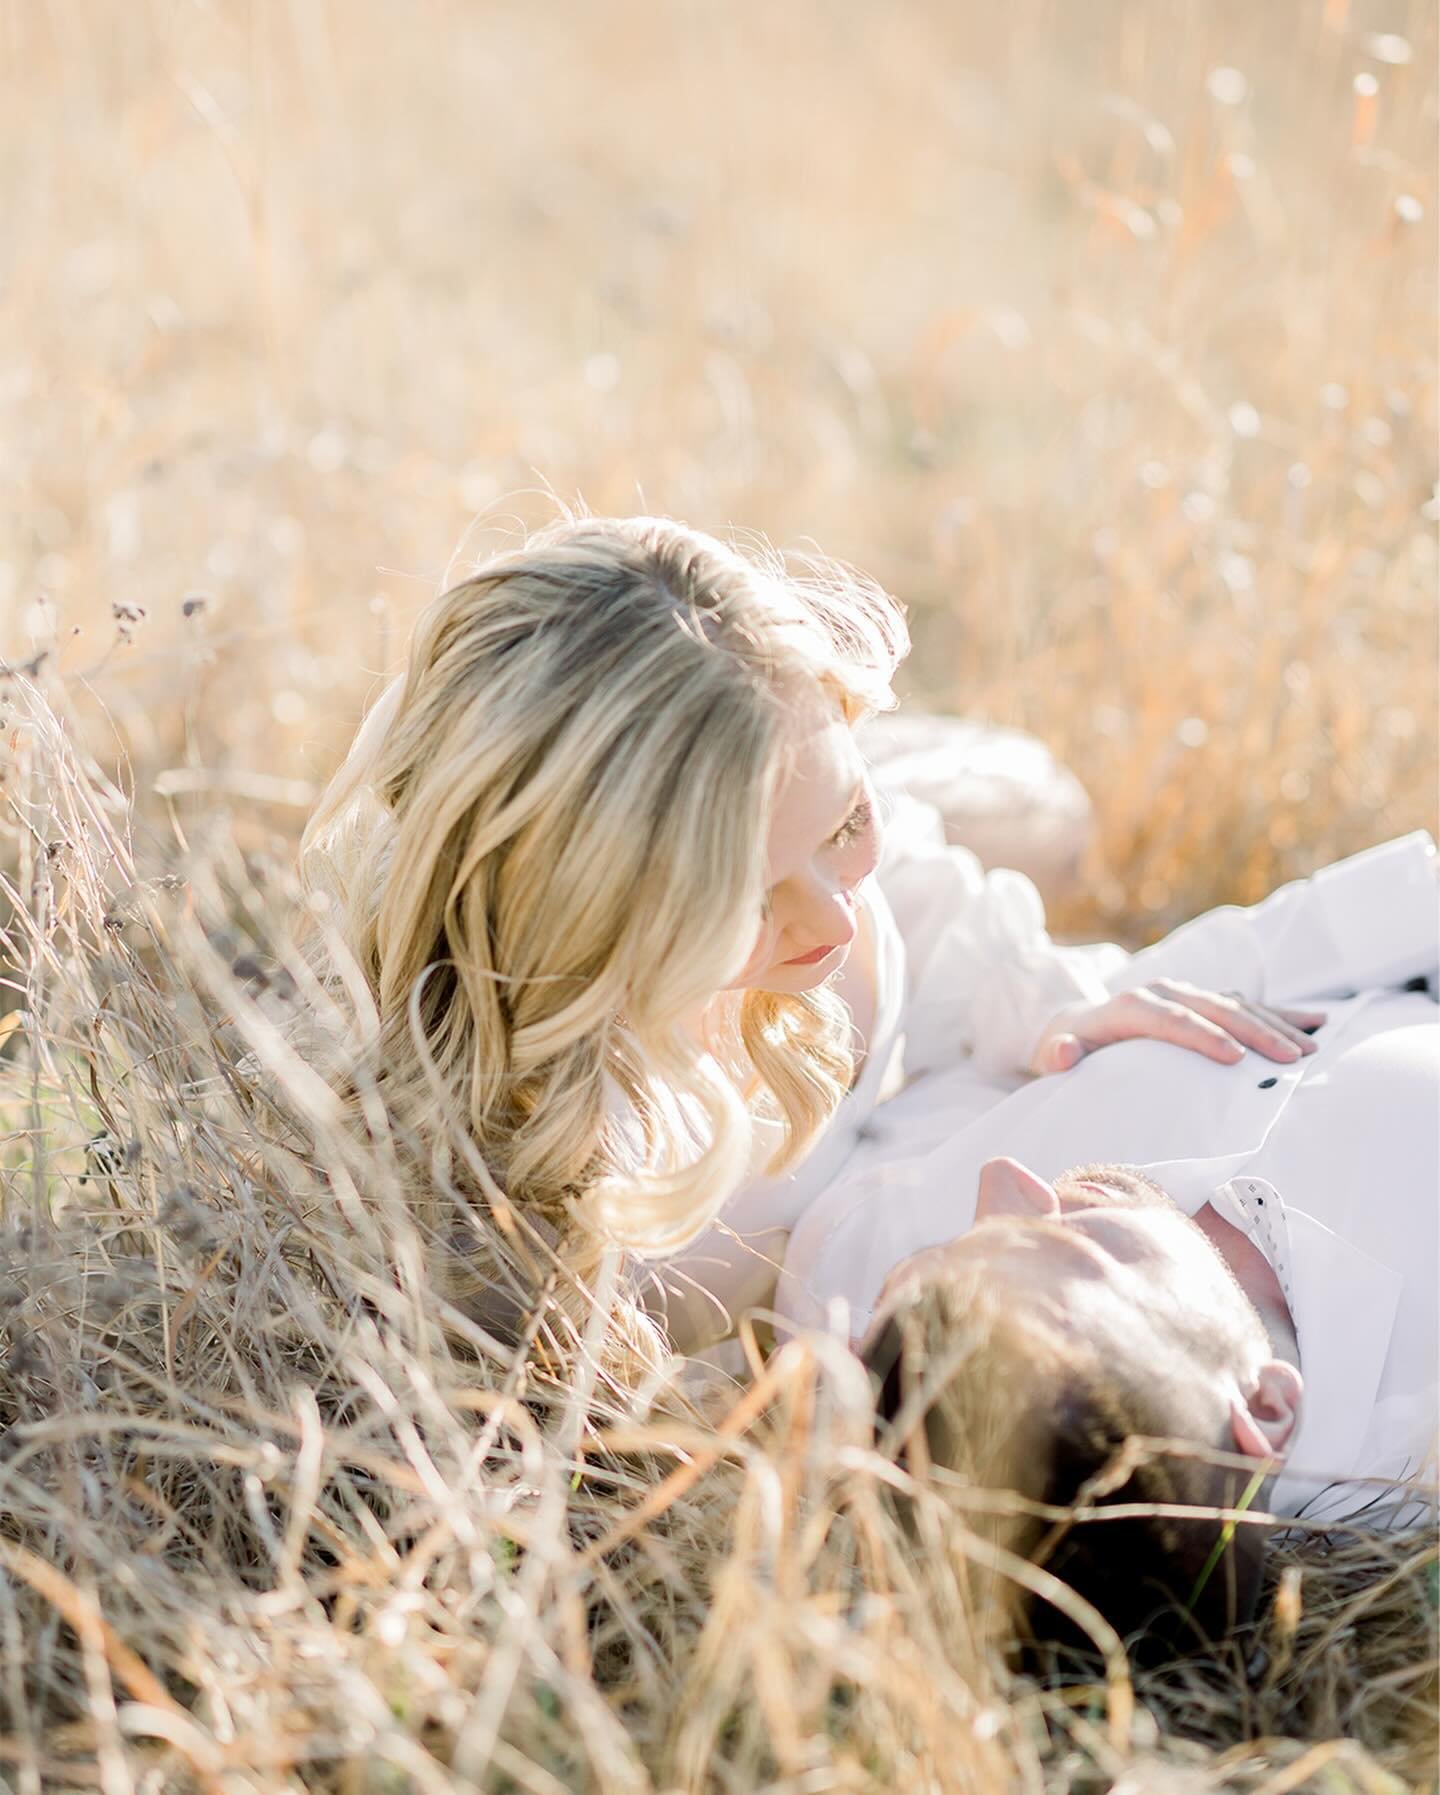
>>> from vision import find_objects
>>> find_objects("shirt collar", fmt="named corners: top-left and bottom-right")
top-left (1209, 1176), bottom-right (1402, 1514)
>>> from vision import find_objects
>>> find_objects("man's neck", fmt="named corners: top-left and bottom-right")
top-left (1193, 1202), bottom-right (1302, 1368)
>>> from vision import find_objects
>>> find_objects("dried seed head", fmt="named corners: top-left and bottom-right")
top-left (6, 1330), bottom-right (46, 1380)
top-left (159, 1185), bottom-right (217, 1250)
top-left (1273, 1564), bottom-right (1304, 1641)
top-left (86, 1275), bottom-right (134, 1319)
top-left (158, 1184), bottom-right (197, 1224)
top-left (231, 953), bottom-right (269, 987)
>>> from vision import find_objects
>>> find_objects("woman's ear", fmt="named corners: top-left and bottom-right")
top-left (1230, 1359), bottom-right (1304, 1459)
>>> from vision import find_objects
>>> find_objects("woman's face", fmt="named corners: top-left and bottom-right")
top-left (730, 708), bottom-right (882, 993)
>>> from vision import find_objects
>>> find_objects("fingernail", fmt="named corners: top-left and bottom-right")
top-left (1277, 1042), bottom-right (1301, 1060)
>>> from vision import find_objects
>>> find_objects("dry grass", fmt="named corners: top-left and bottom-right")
top-left (0, 673), bottom-right (1432, 1792)
top-left (0, 1), bottom-right (1436, 1789)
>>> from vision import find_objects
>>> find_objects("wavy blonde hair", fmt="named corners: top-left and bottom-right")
top-left (301, 514), bottom-right (906, 1274)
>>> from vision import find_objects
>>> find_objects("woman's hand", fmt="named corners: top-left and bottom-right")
top-left (1030, 980), bottom-right (1326, 1076)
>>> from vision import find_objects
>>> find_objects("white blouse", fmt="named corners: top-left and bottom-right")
top-left (641, 789), bottom-right (1130, 1349)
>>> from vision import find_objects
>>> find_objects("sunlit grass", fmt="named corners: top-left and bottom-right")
top-left (0, 1), bottom-right (1434, 1787)
top-left (4, 0), bottom-right (1433, 934)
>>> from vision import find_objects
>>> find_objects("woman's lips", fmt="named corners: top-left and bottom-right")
top-left (784, 943), bottom-right (840, 966)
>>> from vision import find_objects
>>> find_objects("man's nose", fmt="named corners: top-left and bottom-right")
top-left (975, 1157), bottom-right (1061, 1222)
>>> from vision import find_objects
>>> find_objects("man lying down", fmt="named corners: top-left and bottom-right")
top-left (776, 832), bottom-right (1438, 1646)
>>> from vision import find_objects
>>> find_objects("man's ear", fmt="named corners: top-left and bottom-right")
top-left (1230, 1360), bottom-right (1304, 1459)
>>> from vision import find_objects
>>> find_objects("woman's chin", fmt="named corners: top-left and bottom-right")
top-left (748, 942), bottom-right (852, 994)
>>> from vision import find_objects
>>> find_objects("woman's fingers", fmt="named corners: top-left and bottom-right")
top-left (1222, 992), bottom-right (1328, 1035)
top-left (1270, 1003), bottom-right (1328, 1035)
top-left (1147, 981), bottom-right (1318, 1062)
top-left (1120, 991), bottom-right (1252, 1062)
top-left (1246, 1003), bottom-right (1321, 1052)
top-left (1218, 992), bottom-right (1324, 1051)
top-left (1033, 1031), bottom-right (1087, 1074)
top-left (1034, 985), bottom-right (1330, 1077)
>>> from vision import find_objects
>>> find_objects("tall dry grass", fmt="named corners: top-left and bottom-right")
top-left (0, 667), bottom-right (1432, 1791)
top-left (0, 1), bottom-right (1435, 1789)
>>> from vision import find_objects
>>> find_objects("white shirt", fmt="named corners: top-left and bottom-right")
top-left (778, 832), bottom-right (1439, 1519)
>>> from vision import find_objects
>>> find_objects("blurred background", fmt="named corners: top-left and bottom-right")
top-left (4, 0), bottom-right (1435, 939)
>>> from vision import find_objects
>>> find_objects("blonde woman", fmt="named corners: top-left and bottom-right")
top-left (301, 514), bottom-right (1316, 1352)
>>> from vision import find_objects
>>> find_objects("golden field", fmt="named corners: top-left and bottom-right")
top-left (6, 0), bottom-right (1436, 932)
top-left (0, 2), bottom-right (1433, 1790)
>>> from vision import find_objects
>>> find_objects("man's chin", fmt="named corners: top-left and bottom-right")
top-left (1055, 1163), bottom-right (1175, 1211)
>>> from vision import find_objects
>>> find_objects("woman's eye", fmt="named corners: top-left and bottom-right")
top-left (828, 798), bottom-right (873, 850)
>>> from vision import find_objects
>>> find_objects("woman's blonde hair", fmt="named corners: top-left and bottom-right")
top-left (301, 513), bottom-right (906, 1273)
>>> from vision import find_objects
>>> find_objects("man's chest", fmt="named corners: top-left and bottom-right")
top-left (1238, 993), bottom-right (1437, 1283)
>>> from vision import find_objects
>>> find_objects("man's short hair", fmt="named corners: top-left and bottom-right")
top-left (864, 1262), bottom-right (1269, 1657)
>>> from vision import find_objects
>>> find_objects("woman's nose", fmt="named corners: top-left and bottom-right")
top-left (792, 877), bottom-right (860, 950)
top-left (975, 1158), bottom-right (1061, 1222)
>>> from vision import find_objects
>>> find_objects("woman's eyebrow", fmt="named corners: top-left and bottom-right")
top-left (765, 777), bottom-right (871, 890)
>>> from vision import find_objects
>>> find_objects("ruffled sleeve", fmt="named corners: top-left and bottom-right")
top-left (877, 791), bottom-right (1129, 1077)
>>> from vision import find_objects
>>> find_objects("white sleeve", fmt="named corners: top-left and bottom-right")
top-left (877, 792), bottom-right (1129, 1077)
top-left (1107, 833), bottom-right (1439, 1004)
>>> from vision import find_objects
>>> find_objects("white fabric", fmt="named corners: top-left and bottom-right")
top-left (1215, 1001), bottom-right (1438, 1518)
top-left (778, 832), bottom-right (1439, 1520)
top-left (1107, 830), bottom-right (1440, 1006)
top-left (875, 791), bottom-right (1123, 1078)
top-left (644, 789), bottom-right (1123, 1348)
top-left (858, 712), bottom-right (1093, 901)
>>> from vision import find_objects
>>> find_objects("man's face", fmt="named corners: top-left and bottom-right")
top-left (870, 1157), bottom-right (1303, 1643)
top-left (884, 1158), bottom-right (1277, 1452)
